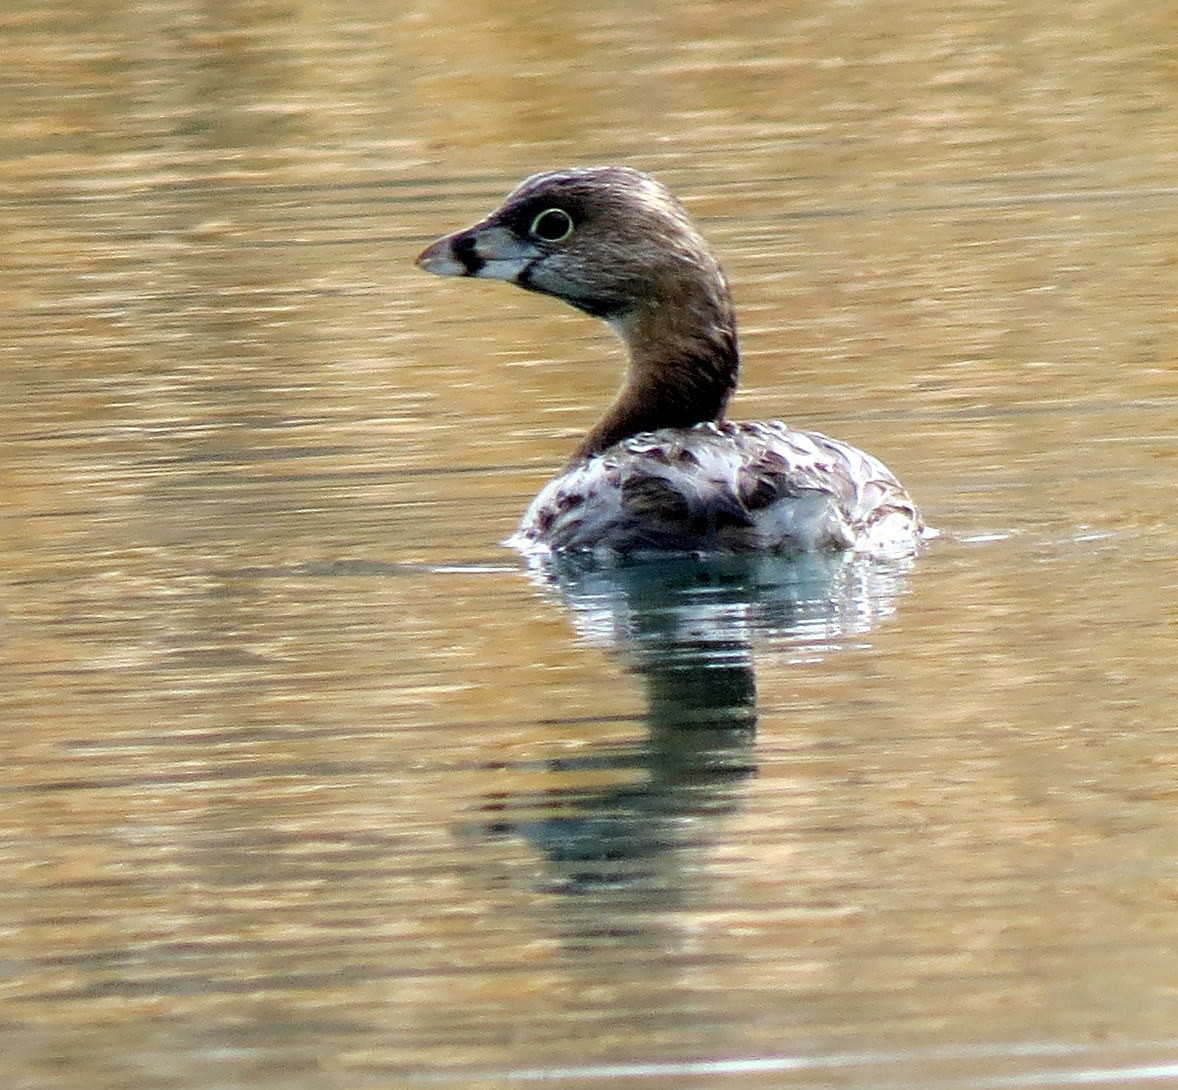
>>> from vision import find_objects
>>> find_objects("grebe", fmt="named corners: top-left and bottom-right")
top-left (417, 167), bottom-right (926, 558)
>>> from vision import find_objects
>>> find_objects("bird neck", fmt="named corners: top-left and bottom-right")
top-left (572, 288), bottom-right (740, 461)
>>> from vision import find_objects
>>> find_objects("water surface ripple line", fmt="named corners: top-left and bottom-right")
top-left (407, 1041), bottom-right (1178, 1085)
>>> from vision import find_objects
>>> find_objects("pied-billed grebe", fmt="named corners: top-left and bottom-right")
top-left (417, 166), bottom-right (926, 558)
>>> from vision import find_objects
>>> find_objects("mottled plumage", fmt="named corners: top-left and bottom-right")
top-left (417, 166), bottom-right (927, 558)
top-left (510, 421), bottom-right (918, 557)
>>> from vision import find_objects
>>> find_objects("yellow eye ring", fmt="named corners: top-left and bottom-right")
top-left (529, 208), bottom-right (575, 242)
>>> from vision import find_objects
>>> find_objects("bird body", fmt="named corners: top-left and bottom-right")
top-left (510, 421), bottom-right (919, 558)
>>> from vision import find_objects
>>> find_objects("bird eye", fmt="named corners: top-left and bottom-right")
top-left (529, 208), bottom-right (575, 242)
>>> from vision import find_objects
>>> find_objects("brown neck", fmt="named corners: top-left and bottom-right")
top-left (572, 292), bottom-right (739, 462)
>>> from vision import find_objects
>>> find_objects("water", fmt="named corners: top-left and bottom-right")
top-left (2, 1), bottom-right (1177, 1087)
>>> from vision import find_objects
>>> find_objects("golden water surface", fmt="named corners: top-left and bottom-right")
top-left (2, 1), bottom-right (1177, 1087)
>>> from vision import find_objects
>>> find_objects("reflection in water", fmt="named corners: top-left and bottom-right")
top-left (465, 553), bottom-right (911, 894)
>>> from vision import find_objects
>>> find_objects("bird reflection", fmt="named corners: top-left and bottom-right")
top-left (463, 552), bottom-right (912, 895)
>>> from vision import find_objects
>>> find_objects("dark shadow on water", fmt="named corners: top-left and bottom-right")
top-left (461, 552), bottom-right (913, 898)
